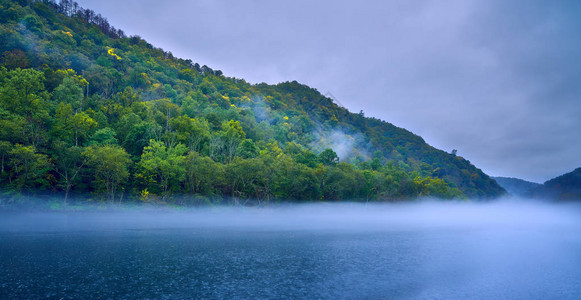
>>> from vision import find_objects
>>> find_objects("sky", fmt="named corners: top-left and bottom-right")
top-left (75, 0), bottom-right (581, 183)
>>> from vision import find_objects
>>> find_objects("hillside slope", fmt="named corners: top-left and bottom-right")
top-left (492, 177), bottom-right (541, 197)
top-left (527, 168), bottom-right (581, 201)
top-left (0, 0), bottom-right (505, 202)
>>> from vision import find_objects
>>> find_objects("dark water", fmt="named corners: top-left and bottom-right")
top-left (1, 201), bottom-right (580, 299)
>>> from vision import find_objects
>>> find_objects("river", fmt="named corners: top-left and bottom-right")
top-left (1, 201), bottom-right (580, 299)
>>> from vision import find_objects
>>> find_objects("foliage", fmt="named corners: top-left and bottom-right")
top-left (8, 144), bottom-right (51, 191)
top-left (83, 144), bottom-right (131, 201)
top-left (0, 0), bottom-right (506, 204)
top-left (136, 140), bottom-right (187, 198)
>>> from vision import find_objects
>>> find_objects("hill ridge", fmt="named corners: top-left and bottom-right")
top-left (527, 167), bottom-right (581, 200)
top-left (0, 0), bottom-right (505, 203)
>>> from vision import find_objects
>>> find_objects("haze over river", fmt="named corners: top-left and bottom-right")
top-left (1, 201), bottom-right (580, 299)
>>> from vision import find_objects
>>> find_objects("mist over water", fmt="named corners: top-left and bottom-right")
top-left (1, 200), bottom-right (580, 299)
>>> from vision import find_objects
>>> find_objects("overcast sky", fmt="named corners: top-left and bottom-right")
top-left (75, 0), bottom-right (581, 183)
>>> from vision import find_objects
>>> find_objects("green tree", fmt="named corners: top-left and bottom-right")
top-left (0, 68), bottom-right (45, 114)
top-left (116, 114), bottom-right (159, 156)
top-left (1, 49), bottom-right (30, 69)
top-left (54, 104), bottom-right (97, 146)
top-left (271, 154), bottom-right (320, 200)
top-left (115, 87), bottom-right (140, 107)
top-left (204, 112), bottom-right (221, 130)
top-left (362, 169), bottom-right (398, 202)
top-left (83, 145), bottom-right (131, 202)
top-left (222, 120), bottom-right (246, 163)
top-left (52, 142), bottom-right (85, 205)
top-left (124, 121), bottom-right (160, 157)
top-left (0, 68), bottom-right (50, 147)
top-left (226, 157), bottom-right (270, 203)
top-left (153, 98), bottom-right (180, 133)
top-left (169, 115), bottom-right (209, 153)
top-left (318, 148), bottom-right (339, 166)
top-left (237, 139), bottom-right (259, 159)
top-left (53, 76), bottom-right (84, 112)
top-left (71, 112), bottom-right (98, 146)
top-left (184, 153), bottom-right (224, 195)
top-left (0, 141), bottom-right (11, 182)
top-left (136, 140), bottom-right (187, 198)
top-left (88, 127), bottom-right (118, 146)
top-left (84, 65), bottom-right (118, 98)
top-left (0, 108), bottom-right (27, 146)
top-left (8, 144), bottom-right (51, 191)
top-left (413, 176), bottom-right (464, 199)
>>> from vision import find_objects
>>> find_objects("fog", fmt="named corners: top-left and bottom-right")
top-left (2, 199), bottom-right (580, 298)
top-left (311, 128), bottom-right (371, 161)
top-left (2, 199), bottom-right (579, 233)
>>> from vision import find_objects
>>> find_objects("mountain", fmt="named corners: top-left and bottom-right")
top-left (492, 177), bottom-right (541, 197)
top-left (526, 168), bottom-right (581, 201)
top-left (0, 0), bottom-right (505, 203)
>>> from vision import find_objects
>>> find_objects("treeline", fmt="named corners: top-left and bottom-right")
top-left (0, 0), bottom-right (503, 204)
top-left (20, 0), bottom-right (126, 39)
top-left (0, 68), bottom-right (462, 204)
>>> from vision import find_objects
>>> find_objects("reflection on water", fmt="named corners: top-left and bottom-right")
top-left (0, 201), bottom-right (580, 299)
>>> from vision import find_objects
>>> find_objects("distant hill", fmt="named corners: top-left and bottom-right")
top-left (492, 177), bottom-right (541, 197)
top-left (526, 168), bottom-right (581, 201)
top-left (0, 0), bottom-right (505, 203)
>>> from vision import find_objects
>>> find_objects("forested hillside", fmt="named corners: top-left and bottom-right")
top-left (526, 168), bottom-right (581, 201)
top-left (0, 0), bottom-right (505, 204)
top-left (492, 177), bottom-right (541, 198)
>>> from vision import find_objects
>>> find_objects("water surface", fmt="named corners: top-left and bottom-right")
top-left (1, 201), bottom-right (580, 299)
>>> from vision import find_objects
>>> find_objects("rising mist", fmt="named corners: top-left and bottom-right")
top-left (2, 198), bottom-right (579, 233)
top-left (1, 199), bottom-right (580, 299)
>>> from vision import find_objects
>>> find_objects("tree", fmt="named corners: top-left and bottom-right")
top-left (52, 142), bottom-right (85, 206)
top-left (1, 49), bottom-right (30, 69)
top-left (204, 112), bottom-right (221, 130)
top-left (169, 115), bottom-right (209, 153)
top-left (53, 104), bottom-right (98, 146)
top-left (153, 99), bottom-right (180, 133)
top-left (88, 127), bottom-right (118, 146)
top-left (318, 148), bottom-right (339, 166)
top-left (184, 153), bottom-right (224, 195)
top-left (0, 68), bottom-right (45, 114)
top-left (0, 141), bottom-right (11, 182)
top-left (8, 144), bottom-right (51, 191)
top-left (222, 120), bottom-right (245, 163)
top-left (0, 68), bottom-right (50, 147)
top-left (53, 76), bottom-right (84, 112)
top-left (321, 162), bottom-right (364, 200)
top-left (72, 112), bottom-right (97, 146)
top-left (83, 65), bottom-right (118, 98)
top-left (413, 176), bottom-right (463, 199)
top-left (22, 15), bottom-right (42, 33)
top-left (362, 169), bottom-right (398, 202)
top-left (83, 145), bottom-right (131, 202)
top-left (271, 154), bottom-right (320, 200)
top-left (115, 86), bottom-right (139, 107)
top-left (123, 121), bottom-right (159, 157)
top-left (208, 133), bottom-right (225, 162)
top-left (285, 142), bottom-right (318, 168)
top-left (0, 107), bottom-right (27, 146)
top-left (225, 157), bottom-right (270, 203)
top-left (237, 139), bottom-right (259, 159)
top-left (136, 140), bottom-right (187, 198)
